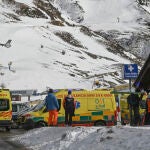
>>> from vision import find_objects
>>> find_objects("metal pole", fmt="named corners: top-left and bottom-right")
top-left (129, 79), bottom-right (131, 92)
top-left (117, 94), bottom-right (121, 125)
top-left (129, 78), bottom-right (133, 125)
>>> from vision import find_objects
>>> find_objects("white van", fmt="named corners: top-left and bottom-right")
top-left (12, 101), bottom-right (30, 127)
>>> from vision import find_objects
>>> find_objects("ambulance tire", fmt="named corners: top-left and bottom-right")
top-left (5, 126), bottom-right (10, 131)
top-left (24, 119), bottom-right (35, 130)
top-left (121, 120), bottom-right (127, 125)
top-left (37, 121), bottom-right (46, 128)
top-left (94, 121), bottom-right (106, 126)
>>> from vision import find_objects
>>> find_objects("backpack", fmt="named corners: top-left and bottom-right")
top-left (64, 96), bottom-right (74, 109)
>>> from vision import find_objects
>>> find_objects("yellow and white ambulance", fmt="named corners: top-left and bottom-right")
top-left (0, 89), bottom-right (12, 131)
top-left (19, 89), bottom-right (117, 129)
top-left (119, 92), bottom-right (147, 125)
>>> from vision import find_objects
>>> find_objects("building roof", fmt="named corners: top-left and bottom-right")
top-left (133, 54), bottom-right (150, 92)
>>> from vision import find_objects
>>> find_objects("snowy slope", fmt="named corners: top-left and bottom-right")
top-left (0, 0), bottom-right (150, 92)
top-left (79, 0), bottom-right (143, 31)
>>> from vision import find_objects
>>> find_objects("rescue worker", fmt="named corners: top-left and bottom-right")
top-left (144, 93), bottom-right (150, 125)
top-left (93, 80), bottom-right (101, 88)
top-left (45, 89), bottom-right (59, 126)
top-left (127, 91), bottom-right (140, 126)
top-left (63, 89), bottom-right (75, 126)
top-left (115, 95), bottom-right (120, 122)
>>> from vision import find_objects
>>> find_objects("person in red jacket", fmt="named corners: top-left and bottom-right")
top-left (145, 93), bottom-right (150, 125)
top-left (63, 90), bottom-right (75, 126)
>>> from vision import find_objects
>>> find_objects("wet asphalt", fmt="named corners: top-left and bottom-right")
top-left (0, 128), bottom-right (29, 150)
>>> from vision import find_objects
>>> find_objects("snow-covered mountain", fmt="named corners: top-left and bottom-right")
top-left (0, 0), bottom-right (150, 92)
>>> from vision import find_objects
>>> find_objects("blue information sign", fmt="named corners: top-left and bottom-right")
top-left (123, 64), bottom-right (138, 79)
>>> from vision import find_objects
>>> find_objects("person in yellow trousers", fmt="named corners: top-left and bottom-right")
top-left (45, 89), bottom-right (59, 126)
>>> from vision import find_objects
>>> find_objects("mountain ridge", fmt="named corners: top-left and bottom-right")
top-left (0, 0), bottom-right (150, 91)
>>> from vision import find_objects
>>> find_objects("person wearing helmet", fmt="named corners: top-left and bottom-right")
top-left (63, 89), bottom-right (75, 126)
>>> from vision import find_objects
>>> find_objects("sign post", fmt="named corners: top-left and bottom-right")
top-left (123, 64), bottom-right (138, 126)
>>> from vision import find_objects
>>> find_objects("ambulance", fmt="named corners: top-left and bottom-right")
top-left (19, 89), bottom-right (117, 129)
top-left (120, 93), bottom-right (146, 125)
top-left (0, 89), bottom-right (12, 131)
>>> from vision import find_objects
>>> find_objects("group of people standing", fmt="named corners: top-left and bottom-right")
top-left (45, 88), bottom-right (150, 127)
top-left (45, 89), bottom-right (75, 127)
top-left (127, 90), bottom-right (150, 126)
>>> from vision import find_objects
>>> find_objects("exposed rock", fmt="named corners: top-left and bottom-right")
top-left (55, 31), bottom-right (85, 48)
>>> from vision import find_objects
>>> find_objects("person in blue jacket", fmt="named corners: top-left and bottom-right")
top-left (45, 89), bottom-right (59, 126)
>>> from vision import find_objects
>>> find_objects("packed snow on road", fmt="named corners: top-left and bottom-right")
top-left (11, 126), bottom-right (150, 150)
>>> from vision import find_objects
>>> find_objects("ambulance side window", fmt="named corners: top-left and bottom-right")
top-left (57, 99), bottom-right (61, 111)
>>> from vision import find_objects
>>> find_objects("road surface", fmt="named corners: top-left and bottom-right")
top-left (0, 128), bottom-right (29, 150)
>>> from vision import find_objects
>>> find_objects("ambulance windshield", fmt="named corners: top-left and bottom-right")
top-left (33, 100), bottom-right (45, 112)
top-left (0, 99), bottom-right (9, 111)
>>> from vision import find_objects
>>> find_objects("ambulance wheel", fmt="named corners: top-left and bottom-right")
top-left (5, 127), bottom-right (10, 131)
top-left (94, 121), bottom-right (106, 126)
top-left (23, 119), bottom-right (35, 130)
top-left (121, 121), bottom-right (126, 125)
top-left (37, 121), bottom-right (46, 128)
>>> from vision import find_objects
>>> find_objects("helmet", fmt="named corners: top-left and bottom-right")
top-left (68, 89), bottom-right (72, 94)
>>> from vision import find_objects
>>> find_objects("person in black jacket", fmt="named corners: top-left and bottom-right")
top-left (127, 91), bottom-right (140, 126)
top-left (63, 90), bottom-right (75, 126)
